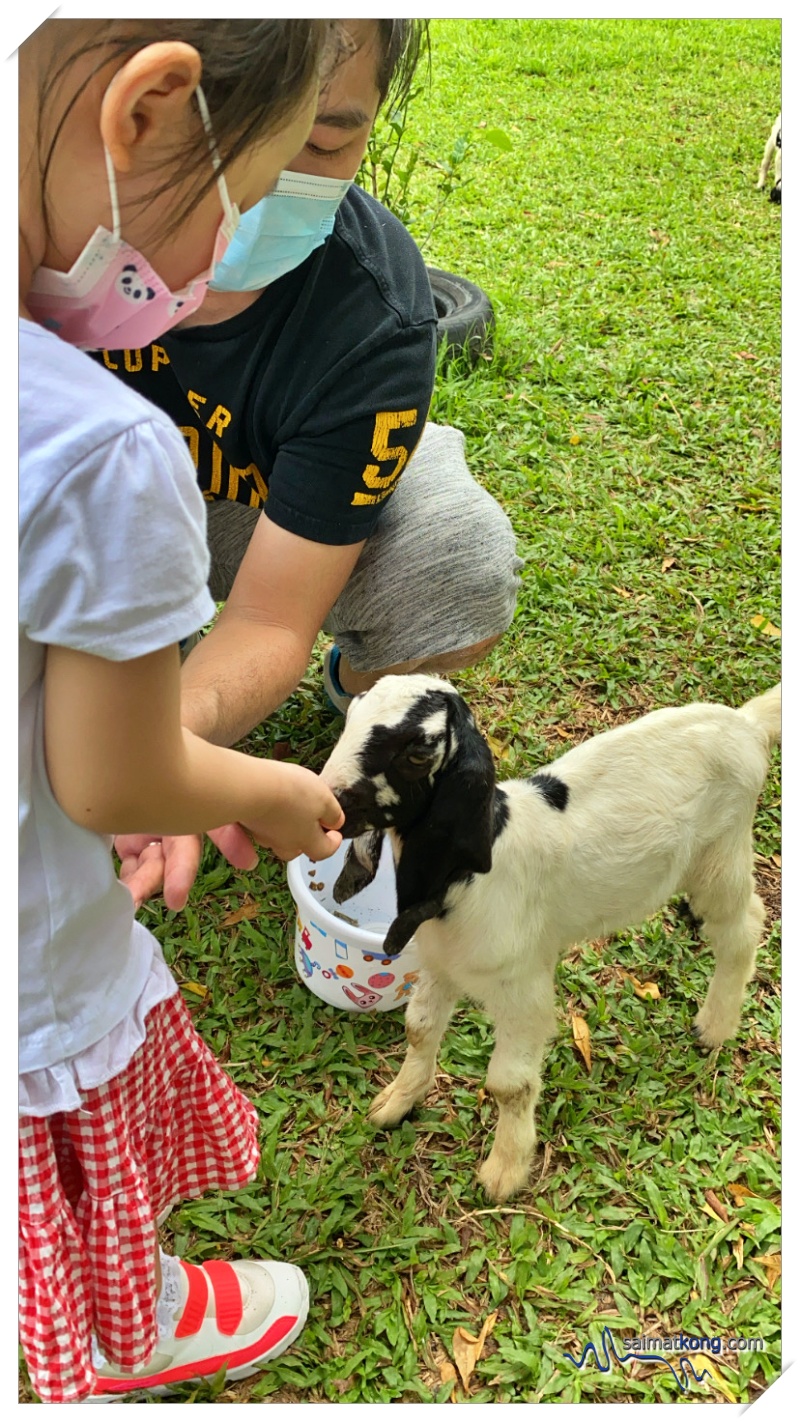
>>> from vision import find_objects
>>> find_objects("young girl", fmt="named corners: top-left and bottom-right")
top-left (19, 19), bottom-right (346, 1403)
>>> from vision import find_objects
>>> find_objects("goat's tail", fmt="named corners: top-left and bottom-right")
top-left (738, 683), bottom-right (781, 750)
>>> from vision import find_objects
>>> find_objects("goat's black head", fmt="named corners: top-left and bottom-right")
top-left (320, 675), bottom-right (497, 954)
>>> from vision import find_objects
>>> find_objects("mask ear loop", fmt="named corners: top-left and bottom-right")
top-left (103, 86), bottom-right (237, 246)
top-left (104, 147), bottom-right (122, 239)
top-left (194, 83), bottom-right (237, 229)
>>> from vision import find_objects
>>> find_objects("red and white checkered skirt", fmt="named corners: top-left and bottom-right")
top-left (19, 991), bottom-right (260, 1404)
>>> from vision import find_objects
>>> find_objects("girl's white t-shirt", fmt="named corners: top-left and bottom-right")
top-left (19, 320), bottom-right (216, 1096)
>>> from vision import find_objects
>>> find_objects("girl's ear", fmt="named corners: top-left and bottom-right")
top-left (333, 830), bottom-right (385, 905)
top-left (100, 42), bottom-right (203, 175)
top-left (384, 696), bottom-right (496, 953)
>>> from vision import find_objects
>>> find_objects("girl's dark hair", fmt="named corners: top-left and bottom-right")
top-left (374, 20), bottom-right (431, 110)
top-left (39, 19), bottom-right (344, 240)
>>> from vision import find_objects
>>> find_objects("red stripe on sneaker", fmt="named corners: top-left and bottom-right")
top-left (202, 1261), bottom-right (243, 1335)
top-left (92, 1314), bottom-right (300, 1394)
top-left (173, 1261), bottom-right (209, 1339)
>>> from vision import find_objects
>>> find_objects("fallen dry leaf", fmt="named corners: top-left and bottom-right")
top-left (438, 1358), bottom-right (458, 1388)
top-left (661, 556), bottom-right (677, 572)
top-left (618, 968), bottom-right (661, 1000)
top-left (571, 1014), bottom-right (592, 1072)
top-left (220, 902), bottom-right (261, 927)
top-left (693, 1357), bottom-right (738, 1404)
top-left (486, 734), bottom-right (510, 761)
top-left (704, 1189), bottom-right (730, 1223)
top-left (772, 854), bottom-right (782, 868)
top-left (750, 614), bottom-right (781, 638)
top-left (701, 1202), bottom-right (726, 1226)
top-left (452, 1313), bottom-right (498, 1393)
top-left (181, 981), bottom-right (207, 999)
top-left (728, 1182), bottom-right (758, 1207)
top-left (753, 1252), bottom-right (782, 1291)
top-left (611, 585), bottom-right (632, 598)
top-left (733, 1237), bottom-right (744, 1270)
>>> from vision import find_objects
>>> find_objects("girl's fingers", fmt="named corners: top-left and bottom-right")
top-left (313, 826), bottom-right (343, 860)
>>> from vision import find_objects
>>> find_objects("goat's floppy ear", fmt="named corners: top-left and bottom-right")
top-left (385, 695), bottom-right (496, 953)
top-left (333, 830), bottom-right (384, 905)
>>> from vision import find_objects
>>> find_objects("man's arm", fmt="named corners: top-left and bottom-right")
top-left (181, 515), bottom-right (365, 745)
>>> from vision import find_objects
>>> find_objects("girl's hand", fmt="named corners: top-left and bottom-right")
top-left (46, 645), bottom-right (344, 863)
top-left (116, 824), bottom-right (259, 911)
top-left (242, 762), bottom-right (344, 862)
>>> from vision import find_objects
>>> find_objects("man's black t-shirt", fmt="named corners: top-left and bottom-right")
top-left (93, 187), bottom-right (438, 545)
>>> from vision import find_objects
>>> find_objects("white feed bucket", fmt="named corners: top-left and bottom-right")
top-left (286, 836), bottom-right (420, 1011)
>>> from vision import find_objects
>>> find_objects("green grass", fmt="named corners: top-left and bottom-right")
top-left (22, 18), bottom-right (780, 1406)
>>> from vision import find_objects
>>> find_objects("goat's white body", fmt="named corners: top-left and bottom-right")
top-left (325, 678), bottom-right (780, 1201)
top-left (410, 700), bottom-right (771, 985)
top-left (757, 112), bottom-right (781, 195)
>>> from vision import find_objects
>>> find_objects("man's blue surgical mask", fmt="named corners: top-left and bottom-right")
top-left (209, 169), bottom-right (352, 292)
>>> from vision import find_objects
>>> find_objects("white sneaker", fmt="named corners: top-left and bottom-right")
top-left (90, 1256), bottom-right (309, 1399)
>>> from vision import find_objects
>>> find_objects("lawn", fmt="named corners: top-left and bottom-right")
top-left (33, 18), bottom-right (782, 1406)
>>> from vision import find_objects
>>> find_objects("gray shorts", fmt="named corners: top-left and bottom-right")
top-left (204, 422), bottom-right (523, 672)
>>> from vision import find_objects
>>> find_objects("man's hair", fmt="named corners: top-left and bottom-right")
top-left (375, 20), bottom-right (430, 110)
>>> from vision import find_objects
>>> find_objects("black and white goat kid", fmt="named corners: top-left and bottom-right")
top-left (321, 675), bottom-right (781, 1203)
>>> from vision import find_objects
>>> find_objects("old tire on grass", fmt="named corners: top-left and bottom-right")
top-left (427, 266), bottom-right (495, 364)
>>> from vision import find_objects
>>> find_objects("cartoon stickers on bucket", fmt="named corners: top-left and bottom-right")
top-left (296, 919), bottom-right (417, 1010)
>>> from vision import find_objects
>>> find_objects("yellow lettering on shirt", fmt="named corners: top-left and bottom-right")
top-left (206, 404), bottom-right (232, 438)
top-left (180, 397), bottom-right (268, 508)
top-left (210, 441), bottom-right (223, 497)
top-left (228, 462), bottom-right (268, 507)
top-left (178, 425), bottom-right (200, 468)
top-left (123, 349), bottom-right (143, 374)
top-left (352, 409), bottom-right (417, 506)
top-left (151, 345), bottom-right (170, 370)
top-left (102, 351), bottom-right (119, 372)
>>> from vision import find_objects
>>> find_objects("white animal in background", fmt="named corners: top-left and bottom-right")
top-left (322, 675), bottom-right (781, 1202)
top-left (757, 112), bottom-right (781, 203)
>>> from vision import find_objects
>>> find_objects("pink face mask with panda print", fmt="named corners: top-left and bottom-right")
top-left (26, 86), bottom-right (239, 352)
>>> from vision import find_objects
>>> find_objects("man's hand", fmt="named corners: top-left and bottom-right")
top-left (180, 520), bottom-right (365, 745)
top-left (115, 823), bottom-right (259, 912)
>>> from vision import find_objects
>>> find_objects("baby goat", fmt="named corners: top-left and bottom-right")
top-left (321, 675), bottom-right (781, 1203)
top-left (757, 112), bottom-right (781, 203)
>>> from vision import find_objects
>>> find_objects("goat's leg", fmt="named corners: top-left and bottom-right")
top-left (693, 892), bottom-right (765, 1048)
top-left (477, 975), bottom-right (558, 1203)
top-left (369, 971), bottom-right (457, 1127)
top-left (757, 140), bottom-right (773, 188)
top-left (688, 846), bottom-right (766, 1048)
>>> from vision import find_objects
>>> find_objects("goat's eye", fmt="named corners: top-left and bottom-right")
top-left (407, 753), bottom-right (430, 767)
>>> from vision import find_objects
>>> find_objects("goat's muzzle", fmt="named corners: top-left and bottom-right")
top-left (325, 783), bottom-right (383, 840)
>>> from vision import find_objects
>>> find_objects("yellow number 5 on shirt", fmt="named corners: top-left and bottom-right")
top-left (352, 410), bottom-right (418, 506)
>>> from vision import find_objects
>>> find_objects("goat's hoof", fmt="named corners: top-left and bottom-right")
top-left (477, 1152), bottom-right (531, 1204)
top-left (692, 1006), bottom-right (736, 1052)
top-left (368, 1080), bottom-right (423, 1128)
